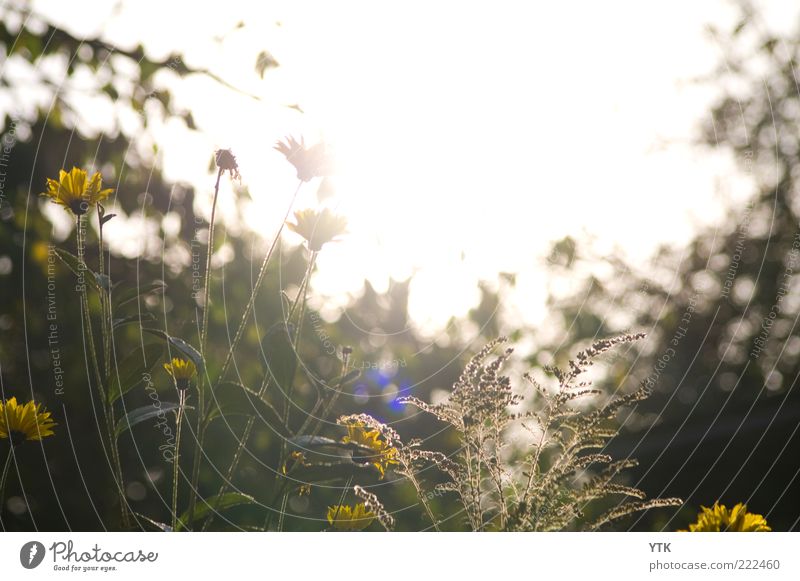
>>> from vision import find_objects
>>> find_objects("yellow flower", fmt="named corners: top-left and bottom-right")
top-left (163, 358), bottom-right (197, 391)
top-left (287, 208), bottom-right (347, 252)
top-left (680, 502), bottom-right (771, 532)
top-left (0, 397), bottom-right (57, 444)
top-left (274, 136), bottom-right (334, 182)
top-left (340, 420), bottom-right (399, 478)
top-left (41, 167), bottom-right (113, 216)
top-left (327, 503), bottom-right (375, 531)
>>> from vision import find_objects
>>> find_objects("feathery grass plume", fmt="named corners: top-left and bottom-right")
top-left (336, 413), bottom-right (443, 529)
top-left (401, 334), bottom-right (682, 531)
top-left (354, 485), bottom-right (395, 531)
top-left (679, 502), bottom-right (771, 532)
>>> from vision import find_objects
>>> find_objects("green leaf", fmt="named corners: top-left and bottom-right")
top-left (108, 343), bottom-right (163, 404)
top-left (115, 402), bottom-right (181, 439)
top-left (133, 512), bottom-right (172, 532)
top-left (111, 312), bottom-right (156, 330)
top-left (54, 248), bottom-right (100, 291)
top-left (177, 493), bottom-right (256, 531)
top-left (291, 461), bottom-right (373, 483)
top-left (143, 329), bottom-right (204, 373)
top-left (287, 434), bottom-right (385, 467)
top-left (288, 435), bottom-right (340, 450)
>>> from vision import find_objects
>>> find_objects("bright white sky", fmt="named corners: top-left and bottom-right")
top-left (25, 0), bottom-right (800, 334)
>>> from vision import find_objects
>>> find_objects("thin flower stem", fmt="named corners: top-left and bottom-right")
top-left (302, 385), bottom-right (340, 441)
top-left (77, 217), bottom-right (130, 528)
top-left (0, 448), bottom-right (14, 509)
top-left (201, 370), bottom-right (275, 531)
top-left (323, 475), bottom-right (353, 531)
top-left (212, 180), bottom-right (302, 391)
top-left (185, 167), bottom-right (223, 528)
top-left (299, 343), bottom-right (349, 440)
top-left (286, 250), bottom-right (316, 329)
top-left (98, 220), bottom-right (106, 369)
top-left (96, 210), bottom-right (129, 529)
top-left (97, 210), bottom-right (111, 381)
top-left (276, 249), bottom-right (316, 467)
top-left (402, 461), bottom-right (440, 531)
top-left (282, 250), bottom-right (316, 429)
top-left (264, 354), bottom-right (350, 532)
top-left (521, 406), bottom-right (552, 512)
top-left (291, 362), bottom-right (350, 450)
top-left (76, 217), bottom-right (108, 426)
top-left (280, 472), bottom-right (352, 533)
top-left (276, 489), bottom-right (290, 532)
top-left (201, 416), bottom-right (256, 532)
top-left (186, 181), bottom-right (301, 529)
top-left (264, 449), bottom-right (314, 531)
top-left (475, 424), bottom-right (507, 528)
top-left (171, 390), bottom-right (186, 531)
top-left (272, 251), bottom-right (317, 532)
top-left (96, 219), bottom-right (111, 416)
top-left (462, 443), bottom-right (481, 530)
top-left (488, 461), bottom-right (507, 529)
top-left (206, 243), bottom-right (312, 531)
top-left (200, 167), bottom-right (223, 359)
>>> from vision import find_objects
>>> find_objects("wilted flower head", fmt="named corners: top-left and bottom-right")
top-left (41, 167), bottom-right (113, 216)
top-left (0, 397), bottom-right (57, 445)
top-left (287, 207), bottom-right (347, 252)
top-left (274, 136), bottom-right (333, 182)
top-left (163, 357), bottom-right (197, 391)
top-left (215, 148), bottom-right (241, 180)
top-left (326, 503), bottom-right (375, 531)
top-left (281, 451), bottom-right (308, 475)
top-left (680, 502), bottom-right (771, 532)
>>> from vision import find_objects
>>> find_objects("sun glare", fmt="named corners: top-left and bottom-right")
top-left (89, 0), bottom-right (750, 333)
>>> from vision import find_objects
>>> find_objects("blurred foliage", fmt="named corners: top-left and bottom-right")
top-left (540, 1), bottom-right (800, 531)
top-left (0, 3), bottom-right (502, 531)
